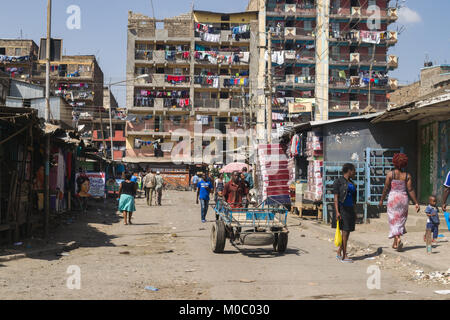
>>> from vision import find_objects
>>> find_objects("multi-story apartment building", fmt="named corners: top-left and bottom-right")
top-left (0, 39), bottom-right (39, 81)
top-left (126, 10), bottom-right (258, 165)
top-left (248, 0), bottom-right (399, 124)
top-left (32, 55), bottom-right (104, 114)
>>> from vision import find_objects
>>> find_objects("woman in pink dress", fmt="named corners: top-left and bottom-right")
top-left (379, 153), bottom-right (420, 251)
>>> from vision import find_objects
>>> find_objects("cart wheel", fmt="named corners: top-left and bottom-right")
top-left (211, 220), bottom-right (226, 253)
top-left (277, 233), bottom-right (288, 253)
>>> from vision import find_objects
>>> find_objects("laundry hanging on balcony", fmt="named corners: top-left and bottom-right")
top-left (265, 50), bottom-right (284, 65)
top-left (165, 75), bottom-right (190, 84)
top-left (223, 77), bottom-right (249, 87)
top-left (0, 55), bottom-right (31, 62)
top-left (360, 30), bottom-right (381, 44)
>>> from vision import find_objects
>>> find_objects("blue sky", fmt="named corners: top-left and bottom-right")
top-left (1, 0), bottom-right (449, 107)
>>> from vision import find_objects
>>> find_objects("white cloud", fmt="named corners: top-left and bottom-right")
top-left (398, 7), bottom-right (422, 24)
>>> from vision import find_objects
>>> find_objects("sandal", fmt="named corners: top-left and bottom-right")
top-left (341, 257), bottom-right (353, 263)
top-left (397, 241), bottom-right (403, 251)
top-left (336, 254), bottom-right (342, 260)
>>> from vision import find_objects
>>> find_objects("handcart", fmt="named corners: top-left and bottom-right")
top-left (210, 198), bottom-right (289, 253)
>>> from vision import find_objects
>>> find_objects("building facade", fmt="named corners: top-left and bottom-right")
top-left (125, 10), bottom-right (258, 165)
top-left (0, 39), bottom-right (39, 81)
top-left (248, 0), bottom-right (398, 127)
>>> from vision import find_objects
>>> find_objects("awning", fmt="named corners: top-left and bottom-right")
top-left (372, 93), bottom-right (450, 123)
top-left (122, 157), bottom-right (179, 164)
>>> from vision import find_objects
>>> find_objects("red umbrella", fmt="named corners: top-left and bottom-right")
top-left (220, 162), bottom-right (249, 173)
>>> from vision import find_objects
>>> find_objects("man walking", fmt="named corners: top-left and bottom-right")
top-left (191, 173), bottom-right (199, 192)
top-left (155, 171), bottom-right (164, 206)
top-left (143, 169), bottom-right (156, 206)
top-left (196, 173), bottom-right (213, 223)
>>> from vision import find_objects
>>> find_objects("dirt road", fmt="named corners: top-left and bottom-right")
top-left (0, 190), bottom-right (448, 300)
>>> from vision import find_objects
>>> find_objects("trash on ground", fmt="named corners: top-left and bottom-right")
top-left (13, 242), bottom-right (23, 246)
top-left (364, 257), bottom-right (376, 260)
top-left (171, 233), bottom-right (177, 237)
top-left (434, 290), bottom-right (450, 295)
top-left (144, 286), bottom-right (159, 291)
top-left (397, 290), bottom-right (413, 294)
top-left (119, 251), bottom-right (130, 255)
top-left (57, 252), bottom-right (70, 256)
top-left (185, 269), bottom-right (196, 272)
top-left (240, 279), bottom-right (255, 283)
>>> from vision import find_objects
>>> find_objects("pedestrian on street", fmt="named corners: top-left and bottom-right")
top-left (240, 172), bottom-right (251, 208)
top-left (424, 195), bottom-right (440, 243)
top-left (442, 170), bottom-right (450, 212)
top-left (379, 153), bottom-right (420, 251)
top-left (143, 169), bottom-right (156, 206)
top-left (332, 163), bottom-right (357, 263)
top-left (118, 173), bottom-right (137, 225)
top-left (191, 173), bottom-right (199, 192)
top-left (155, 171), bottom-right (164, 206)
top-left (242, 167), bottom-right (254, 190)
top-left (223, 171), bottom-right (248, 209)
top-left (197, 173), bottom-right (213, 223)
top-left (214, 173), bottom-right (225, 203)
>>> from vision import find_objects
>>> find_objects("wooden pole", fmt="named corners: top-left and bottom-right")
top-left (44, 0), bottom-right (52, 239)
top-left (267, 31), bottom-right (273, 144)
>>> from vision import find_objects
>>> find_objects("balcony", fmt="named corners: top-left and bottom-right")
top-left (267, 3), bottom-right (316, 17)
top-left (135, 50), bottom-right (190, 64)
top-left (131, 97), bottom-right (191, 111)
top-left (329, 76), bottom-right (391, 91)
top-left (194, 51), bottom-right (250, 66)
top-left (271, 27), bottom-right (315, 41)
top-left (275, 75), bottom-right (315, 89)
top-left (127, 121), bottom-right (192, 136)
top-left (330, 53), bottom-right (391, 67)
top-left (193, 75), bottom-right (220, 89)
top-left (134, 74), bottom-right (191, 88)
top-left (329, 30), bottom-right (398, 46)
top-left (194, 98), bottom-right (220, 110)
top-left (195, 30), bottom-right (250, 44)
top-left (329, 7), bottom-right (398, 22)
top-left (283, 50), bottom-right (315, 64)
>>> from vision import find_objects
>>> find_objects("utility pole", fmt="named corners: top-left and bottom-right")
top-left (44, 0), bottom-right (52, 239)
top-left (367, 42), bottom-right (377, 111)
top-left (267, 31), bottom-right (273, 144)
top-left (241, 85), bottom-right (248, 162)
top-left (108, 82), bottom-right (115, 162)
top-left (256, 0), bottom-right (267, 144)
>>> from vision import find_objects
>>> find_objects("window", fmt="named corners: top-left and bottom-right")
top-left (0, 48), bottom-right (5, 55)
top-left (15, 48), bottom-right (22, 56)
top-left (368, 0), bottom-right (376, 7)
top-left (304, 21), bottom-right (312, 31)
top-left (331, 46), bottom-right (340, 59)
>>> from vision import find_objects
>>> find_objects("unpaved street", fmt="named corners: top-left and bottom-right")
top-left (0, 190), bottom-right (448, 300)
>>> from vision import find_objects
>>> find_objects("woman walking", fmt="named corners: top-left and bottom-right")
top-left (379, 153), bottom-right (420, 251)
top-left (333, 163), bottom-right (357, 263)
top-left (118, 173), bottom-right (137, 225)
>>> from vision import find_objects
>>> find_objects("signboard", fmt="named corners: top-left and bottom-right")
top-left (75, 172), bottom-right (106, 198)
top-left (288, 98), bottom-right (315, 114)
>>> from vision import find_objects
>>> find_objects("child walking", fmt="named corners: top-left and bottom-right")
top-left (424, 195), bottom-right (440, 243)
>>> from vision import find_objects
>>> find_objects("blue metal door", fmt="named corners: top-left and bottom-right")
top-left (365, 147), bottom-right (404, 208)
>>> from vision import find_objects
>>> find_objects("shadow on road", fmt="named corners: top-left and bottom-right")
top-left (234, 246), bottom-right (305, 258)
top-left (0, 197), bottom-right (121, 262)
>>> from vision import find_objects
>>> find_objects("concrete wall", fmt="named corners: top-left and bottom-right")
top-left (322, 120), bottom-right (418, 186)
